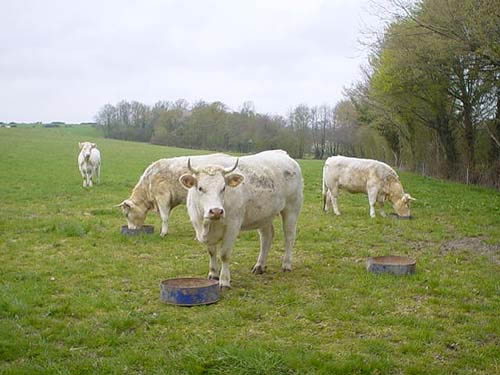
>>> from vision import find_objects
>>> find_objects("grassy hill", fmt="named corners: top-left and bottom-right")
top-left (0, 126), bottom-right (499, 374)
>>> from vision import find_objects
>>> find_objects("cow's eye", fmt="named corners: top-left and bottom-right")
top-left (221, 186), bottom-right (226, 193)
top-left (198, 186), bottom-right (204, 193)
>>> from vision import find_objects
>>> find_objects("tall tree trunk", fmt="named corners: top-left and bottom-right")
top-left (463, 102), bottom-right (476, 171)
top-left (435, 115), bottom-right (458, 178)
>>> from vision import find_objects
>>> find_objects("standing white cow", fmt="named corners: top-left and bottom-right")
top-left (117, 153), bottom-right (231, 237)
top-left (179, 150), bottom-right (303, 288)
top-left (322, 155), bottom-right (415, 218)
top-left (78, 142), bottom-right (101, 187)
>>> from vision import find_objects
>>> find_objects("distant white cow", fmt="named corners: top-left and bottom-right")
top-left (117, 153), bottom-right (231, 237)
top-left (322, 155), bottom-right (415, 218)
top-left (179, 150), bottom-right (303, 288)
top-left (78, 142), bottom-right (101, 187)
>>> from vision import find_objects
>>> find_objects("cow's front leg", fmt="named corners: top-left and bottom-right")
top-left (252, 223), bottom-right (274, 274)
top-left (157, 203), bottom-right (171, 237)
top-left (207, 244), bottom-right (219, 280)
top-left (367, 188), bottom-right (378, 218)
top-left (377, 200), bottom-right (387, 217)
top-left (83, 172), bottom-right (90, 187)
top-left (218, 228), bottom-right (239, 288)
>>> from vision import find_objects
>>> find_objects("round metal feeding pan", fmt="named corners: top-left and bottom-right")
top-left (120, 225), bottom-right (154, 235)
top-left (389, 213), bottom-right (413, 220)
top-left (160, 278), bottom-right (220, 306)
top-left (366, 255), bottom-right (416, 275)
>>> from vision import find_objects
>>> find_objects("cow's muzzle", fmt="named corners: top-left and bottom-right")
top-left (207, 208), bottom-right (224, 220)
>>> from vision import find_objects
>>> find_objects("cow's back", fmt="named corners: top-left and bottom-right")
top-left (89, 148), bottom-right (101, 165)
top-left (325, 155), bottom-right (396, 193)
top-left (229, 150), bottom-right (303, 230)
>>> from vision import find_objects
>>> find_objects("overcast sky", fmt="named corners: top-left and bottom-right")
top-left (0, 0), bottom-right (383, 123)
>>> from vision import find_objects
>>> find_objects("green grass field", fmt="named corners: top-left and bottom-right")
top-left (1, 126), bottom-right (499, 374)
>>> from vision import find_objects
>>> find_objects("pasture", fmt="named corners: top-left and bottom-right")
top-left (0, 126), bottom-right (499, 374)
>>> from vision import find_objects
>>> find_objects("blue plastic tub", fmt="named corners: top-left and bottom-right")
top-left (160, 278), bottom-right (220, 306)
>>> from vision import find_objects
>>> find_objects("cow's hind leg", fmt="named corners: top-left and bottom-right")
top-left (252, 223), bottom-right (274, 274)
top-left (331, 186), bottom-right (341, 215)
top-left (280, 208), bottom-right (299, 272)
top-left (95, 164), bottom-right (100, 184)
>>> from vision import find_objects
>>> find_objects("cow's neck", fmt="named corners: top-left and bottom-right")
top-left (131, 180), bottom-right (155, 211)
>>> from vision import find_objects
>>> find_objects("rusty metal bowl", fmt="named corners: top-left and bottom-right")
top-left (389, 213), bottom-right (413, 220)
top-left (120, 225), bottom-right (154, 235)
top-left (160, 278), bottom-right (220, 306)
top-left (366, 255), bottom-right (416, 275)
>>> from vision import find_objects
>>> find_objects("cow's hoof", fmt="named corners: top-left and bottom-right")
top-left (282, 267), bottom-right (292, 272)
top-left (219, 285), bottom-right (231, 291)
top-left (208, 275), bottom-right (219, 281)
top-left (251, 265), bottom-right (265, 274)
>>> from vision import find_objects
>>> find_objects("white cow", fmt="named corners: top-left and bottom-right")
top-left (117, 153), bottom-right (231, 237)
top-left (179, 150), bottom-right (303, 288)
top-left (78, 142), bottom-right (101, 187)
top-left (322, 155), bottom-right (415, 218)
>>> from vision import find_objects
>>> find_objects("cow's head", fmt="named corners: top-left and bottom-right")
top-left (79, 142), bottom-right (96, 161)
top-left (179, 158), bottom-right (243, 222)
top-left (116, 199), bottom-right (147, 229)
top-left (392, 193), bottom-right (416, 217)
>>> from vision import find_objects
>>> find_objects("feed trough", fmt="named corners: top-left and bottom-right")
top-left (160, 278), bottom-right (220, 306)
top-left (389, 213), bottom-right (413, 220)
top-left (366, 255), bottom-right (416, 275)
top-left (120, 225), bottom-right (154, 235)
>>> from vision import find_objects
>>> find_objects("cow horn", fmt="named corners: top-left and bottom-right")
top-left (223, 158), bottom-right (239, 174)
top-left (187, 158), bottom-right (200, 174)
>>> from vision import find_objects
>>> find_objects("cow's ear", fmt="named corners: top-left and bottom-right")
top-left (91, 143), bottom-right (96, 148)
top-left (406, 194), bottom-right (416, 201)
top-left (115, 199), bottom-right (133, 211)
top-left (179, 174), bottom-right (197, 189)
top-left (226, 173), bottom-right (244, 188)
top-left (78, 142), bottom-right (83, 149)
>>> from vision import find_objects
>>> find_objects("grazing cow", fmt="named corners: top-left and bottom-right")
top-left (117, 153), bottom-right (231, 237)
top-left (78, 142), bottom-right (101, 187)
top-left (179, 150), bottom-right (303, 288)
top-left (322, 155), bottom-right (415, 218)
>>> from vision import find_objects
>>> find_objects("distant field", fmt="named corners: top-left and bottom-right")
top-left (0, 126), bottom-right (499, 374)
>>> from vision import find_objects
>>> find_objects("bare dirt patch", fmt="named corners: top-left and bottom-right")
top-left (440, 237), bottom-right (500, 264)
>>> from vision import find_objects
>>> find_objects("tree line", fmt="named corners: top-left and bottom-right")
top-left (95, 99), bottom-right (384, 161)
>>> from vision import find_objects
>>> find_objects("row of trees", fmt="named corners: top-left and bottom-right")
top-left (95, 99), bottom-right (385, 160)
top-left (348, 0), bottom-right (499, 186)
